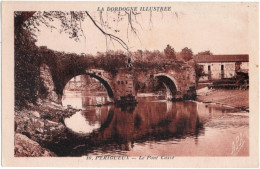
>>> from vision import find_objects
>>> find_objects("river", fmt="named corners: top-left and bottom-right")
top-left (58, 91), bottom-right (249, 157)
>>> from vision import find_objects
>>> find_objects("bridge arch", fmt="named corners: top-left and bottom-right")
top-left (153, 73), bottom-right (179, 99)
top-left (62, 72), bottom-right (115, 102)
top-left (85, 73), bottom-right (114, 98)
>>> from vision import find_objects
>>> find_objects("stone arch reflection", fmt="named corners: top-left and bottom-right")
top-left (60, 101), bottom-right (205, 156)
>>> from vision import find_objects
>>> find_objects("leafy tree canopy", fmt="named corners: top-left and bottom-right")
top-left (164, 44), bottom-right (176, 60)
top-left (180, 47), bottom-right (193, 62)
top-left (196, 50), bottom-right (213, 56)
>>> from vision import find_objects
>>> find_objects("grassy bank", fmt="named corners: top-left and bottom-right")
top-left (196, 88), bottom-right (249, 110)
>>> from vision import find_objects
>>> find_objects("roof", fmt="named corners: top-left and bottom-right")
top-left (194, 55), bottom-right (249, 63)
top-left (237, 69), bottom-right (249, 74)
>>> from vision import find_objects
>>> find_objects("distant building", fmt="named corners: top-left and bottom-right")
top-left (65, 76), bottom-right (82, 90)
top-left (195, 55), bottom-right (249, 82)
top-left (65, 75), bottom-right (104, 91)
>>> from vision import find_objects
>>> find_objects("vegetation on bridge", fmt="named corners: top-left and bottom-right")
top-left (15, 12), bottom-right (205, 109)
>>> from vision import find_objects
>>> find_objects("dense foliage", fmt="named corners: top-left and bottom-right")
top-left (15, 14), bottom-right (42, 108)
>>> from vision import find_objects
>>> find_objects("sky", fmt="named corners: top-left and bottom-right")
top-left (34, 3), bottom-right (251, 55)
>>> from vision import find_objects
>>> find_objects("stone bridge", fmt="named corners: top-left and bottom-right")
top-left (67, 64), bottom-right (196, 103)
top-left (40, 60), bottom-right (196, 105)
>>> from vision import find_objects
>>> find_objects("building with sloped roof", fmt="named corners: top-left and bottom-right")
top-left (194, 55), bottom-right (249, 82)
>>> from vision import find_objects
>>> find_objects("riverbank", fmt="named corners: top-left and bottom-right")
top-left (15, 100), bottom-right (78, 157)
top-left (196, 87), bottom-right (249, 111)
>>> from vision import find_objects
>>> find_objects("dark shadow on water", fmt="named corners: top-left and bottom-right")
top-left (46, 100), bottom-right (208, 156)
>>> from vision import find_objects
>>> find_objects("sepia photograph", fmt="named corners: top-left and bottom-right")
top-left (2, 1), bottom-right (259, 167)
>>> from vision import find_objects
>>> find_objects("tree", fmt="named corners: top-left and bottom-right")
top-left (196, 50), bottom-right (213, 56)
top-left (132, 50), bottom-right (143, 61)
top-left (15, 11), bottom-right (147, 51)
top-left (194, 63), bottom-right (206, 86)
top-left (180, 47), bottom-right (193, 62)
top-left (187, 60), bottom-right (206, 86)
top-left (15, 12), bottom-right (43, 107)
top-left (164, 44), bottom-right (176, 60)
top-left (14, 11), bottom-right (141, 108)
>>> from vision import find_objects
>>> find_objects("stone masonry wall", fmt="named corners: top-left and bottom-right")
top-left (40, 64), bottom-right (59, 103)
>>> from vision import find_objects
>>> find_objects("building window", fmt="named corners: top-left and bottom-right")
top-left (235, 62), bottom-right (242, 71)
top-left (208, 65), bottom-right (211, 80)
top-left (117, 81), bottom-right (120, 85)
top-left (125, 81), bottom-right (128, 84)
top-left (221, 65), bottom-right (224, 79)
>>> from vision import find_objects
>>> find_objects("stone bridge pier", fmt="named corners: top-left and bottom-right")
top-left (85, 68), bottom-right (136, 104)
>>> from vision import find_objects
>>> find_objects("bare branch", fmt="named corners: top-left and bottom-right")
top-left (133, 11), bottom-right (143, 30)
top-left (85, 11), bottom-right (129, 51)
top-left (125, 11), bottom-right (137, 36)
top-left (99, 11), bottom-right (105, 29)
top-left (79, 19), bottom-right (86, 47)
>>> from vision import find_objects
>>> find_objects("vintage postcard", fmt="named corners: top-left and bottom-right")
top-left (2, 1), bottom-right (259, 167)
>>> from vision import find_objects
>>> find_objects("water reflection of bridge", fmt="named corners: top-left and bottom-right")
top-left (55, 101), bottom-right (206, 156)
